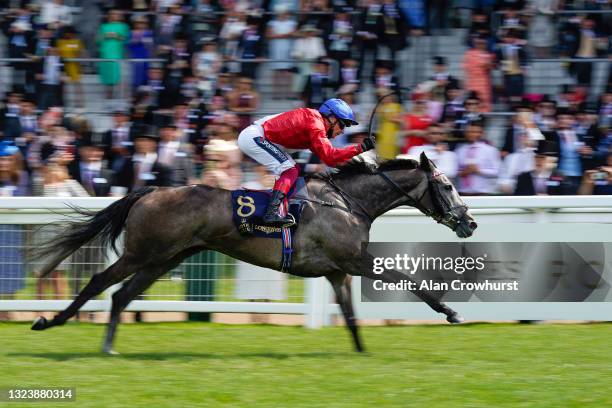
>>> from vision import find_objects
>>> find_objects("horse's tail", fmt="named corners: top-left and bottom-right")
top-left (35, 187), bottom-right (158, 278)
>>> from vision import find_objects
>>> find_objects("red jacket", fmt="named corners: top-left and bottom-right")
top-left (260, 108), bottom-right (362, 167)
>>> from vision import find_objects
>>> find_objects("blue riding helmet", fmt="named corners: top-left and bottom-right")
top-left (319, 98), bottom-right (358, 127)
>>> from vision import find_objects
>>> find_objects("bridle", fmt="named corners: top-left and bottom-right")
top-left (376, 169), bottom-right (468, 231)
top-left (321, 168), bottom-right (468, 231)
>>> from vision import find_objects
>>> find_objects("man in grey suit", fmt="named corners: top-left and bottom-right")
top-left (156, 124), bottom-right (194, 186)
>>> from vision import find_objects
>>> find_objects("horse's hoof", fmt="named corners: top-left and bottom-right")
top-left (446, 313), bottom-right (465, 324)
top-left (31, 316), bottom-right (48, 331)
top-left (103, 348), bottom-right (120, 356)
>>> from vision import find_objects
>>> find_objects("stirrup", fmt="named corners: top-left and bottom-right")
top-left (282, 213), bottom-right (296, 227)
top-left (264, 213), bottom-right (296, 228)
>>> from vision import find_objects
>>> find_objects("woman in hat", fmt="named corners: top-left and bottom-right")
top-left (201, 139), bottom-right (242, 190)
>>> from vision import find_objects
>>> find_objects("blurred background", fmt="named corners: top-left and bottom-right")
top-left (0, 0), bottom-right (610, 324)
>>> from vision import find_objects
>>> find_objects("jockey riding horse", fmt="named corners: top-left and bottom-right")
top-left (237, 99), bottom-right (375, 227)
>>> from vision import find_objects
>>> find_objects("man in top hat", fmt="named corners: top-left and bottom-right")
top-left (514, 140), bottom-right (565, 195)
top-left (70, 136), bottom-right (115, 197)
top-left (101, 108), bottom-right (134, 172)
top-left (575, 102), bottom-right (603, 171)
top-left (114, 126), bottom-right (172, 192)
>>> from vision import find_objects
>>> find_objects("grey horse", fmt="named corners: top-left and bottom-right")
top-left (31, 152), bottom-right (477, 354)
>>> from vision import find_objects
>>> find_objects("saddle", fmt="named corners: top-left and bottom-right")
top-left (231, 177), bottom-right (309, 238)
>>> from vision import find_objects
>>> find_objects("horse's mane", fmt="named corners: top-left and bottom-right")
top-left (308, 157), bottom-right (420, 181)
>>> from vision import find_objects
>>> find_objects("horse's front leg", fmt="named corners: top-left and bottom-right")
top-left (347, 254), bottom-right (464, 324)
top-left (326, 271), bottom-right (364, 352)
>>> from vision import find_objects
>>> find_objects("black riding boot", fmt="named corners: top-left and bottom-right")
top-left (263, 190), bottom-right (295, 228)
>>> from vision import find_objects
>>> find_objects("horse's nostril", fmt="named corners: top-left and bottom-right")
top-left (469, 221), bottom-right (478, 230)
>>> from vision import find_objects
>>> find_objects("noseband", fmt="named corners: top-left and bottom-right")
top-left (376, 170), bottom-right (468, 231)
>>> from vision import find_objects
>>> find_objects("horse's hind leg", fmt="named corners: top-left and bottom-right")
top-left (101, 268), bottom-right (165, 354)
top-left (31, 257), bottom-right (134, 331)
top-left (327, 271), bottom-right (363, 352)
top-left (101, 249), bottom-right (198, 354)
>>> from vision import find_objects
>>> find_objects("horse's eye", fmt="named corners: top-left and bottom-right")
top-left (444, 185), bottom-right (453, 191)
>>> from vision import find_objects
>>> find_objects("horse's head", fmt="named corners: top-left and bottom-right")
top-left (418, 152), bottom-right (477, 238)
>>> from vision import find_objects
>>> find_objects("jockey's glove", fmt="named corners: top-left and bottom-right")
top-left (360, 137), bottom-right (375, 152)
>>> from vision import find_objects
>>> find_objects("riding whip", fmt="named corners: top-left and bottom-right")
top-left (366, 89), bottom-right (403, 143)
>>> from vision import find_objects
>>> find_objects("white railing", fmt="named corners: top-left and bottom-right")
top-left (1, 196), bottom-right (612, 325)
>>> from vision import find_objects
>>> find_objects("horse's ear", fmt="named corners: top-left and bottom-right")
top-left (419, 152), bottom-right (432, 172)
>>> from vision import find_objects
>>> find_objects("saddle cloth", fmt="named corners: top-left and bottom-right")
top-left (230, 177), bottom-right (309, 238)
top-left (231, 178), bottom-right (309, 272)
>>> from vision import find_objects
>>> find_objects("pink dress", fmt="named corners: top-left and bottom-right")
top-left (463, 49), bottom-right (494, 112)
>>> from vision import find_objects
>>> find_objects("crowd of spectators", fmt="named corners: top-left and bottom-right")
top-left (0, 0), bottom-right (610, 205)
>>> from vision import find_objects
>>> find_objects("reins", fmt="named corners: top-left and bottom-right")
top-left (307, 170), bottom-right (430, 224)
top-left (323, 175), bottom-right (375, 222)
top-left (376, 171), bottom-right (432, 217)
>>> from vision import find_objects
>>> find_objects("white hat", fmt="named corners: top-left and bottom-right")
top-left (205, 139), bottom-right (238, 153)
top-left (274, 3), bottom-right (291, 13)
top-left (12, 21), bottom-right (32, 31)
top-left (337, 84), bottom-right (358, 96)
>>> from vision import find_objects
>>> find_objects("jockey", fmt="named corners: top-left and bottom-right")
top-left (237, 98), bottom-right (375, 227)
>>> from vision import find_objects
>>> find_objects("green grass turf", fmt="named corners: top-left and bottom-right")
top-left (1, 322), bottom-right (611, 408)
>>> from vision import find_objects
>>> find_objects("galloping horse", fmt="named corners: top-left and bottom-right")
top-left (32, 152), bottom-right (477, 354)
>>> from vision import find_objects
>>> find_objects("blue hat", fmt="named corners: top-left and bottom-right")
top-left (0, 140), bottom-right (19, 157)
top-left (318, 98), bottom-right (358, 126)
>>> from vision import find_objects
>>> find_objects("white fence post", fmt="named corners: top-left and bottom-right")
top-left (305, 277), bottom-right (328, 328)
